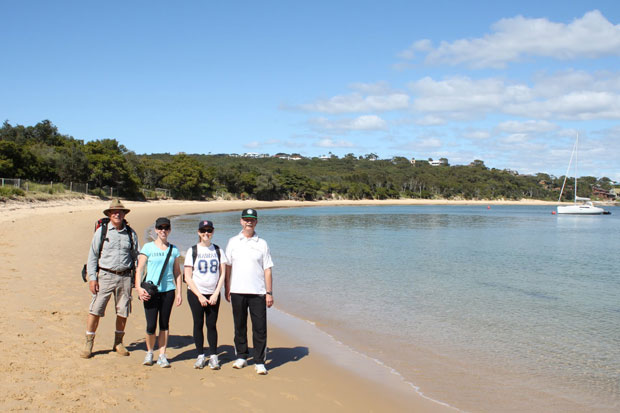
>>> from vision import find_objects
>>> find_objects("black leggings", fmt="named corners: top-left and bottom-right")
top-left (187, 290), bottom-right (220, 355)
top-left (143, 290), bottom-right (175, 335)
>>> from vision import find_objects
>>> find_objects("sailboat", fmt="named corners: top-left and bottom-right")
top-left (556, 133), bottom-right (605, 215)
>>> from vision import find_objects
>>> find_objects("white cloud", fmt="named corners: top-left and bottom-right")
top-left (409, 76), bottom-right (531, 115)
top-left (504, 91), bottom-right (620, 120)
top-left (310, 115), bottom-right (387, 131)
top-left (530, 70), bottom-right (618, 98)
top-left (244, 141), bottom-right (260, 149)
top-left (414, 115), bottom-right (448, 125)
top-left (349, 81), bottom-right (394, 95)
top-left (393, 136), bottom-right (445, 156)
top-left (299, 92), bottom-right (409, 113)
top-left (408, 10), bottom-right (620, 68)
top-left (418, 137), bottom-right (442, 148)
top-left (282, 140), bottom-right (306, 149)
top-left (496, 120), bottom-right (557, 133)
top-left (397, 39), bottom-right (433, 59)
top-left (351, 115), bottom-right (387, 130)
top-left (315, 138), bottom-right (355, 148)
top-left (500, 133), bottom-right (530, 144)
top-left (463, 129), bottom-right (491, 140)
top-left (409, 74), bottom-right (620, 121)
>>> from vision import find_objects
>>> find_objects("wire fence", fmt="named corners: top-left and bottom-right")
top-left (0, 178), bottom-right (170, 199)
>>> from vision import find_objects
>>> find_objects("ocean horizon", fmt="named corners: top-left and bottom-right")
top-left (167, 205), bottom-right (620, 413)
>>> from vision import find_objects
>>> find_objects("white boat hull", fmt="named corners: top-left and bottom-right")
top-left (557, 204), bottom-right (605, 215)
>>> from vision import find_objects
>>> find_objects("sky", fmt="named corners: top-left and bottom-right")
top-left (2, 0), bottom-right (620, 180)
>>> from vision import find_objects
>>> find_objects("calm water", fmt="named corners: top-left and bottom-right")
top-left (168, 205), bottom-right (620, 412)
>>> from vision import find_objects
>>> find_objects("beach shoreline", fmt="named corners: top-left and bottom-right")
top-left (0, 198), bottom-right (460, 412)
top-left (0, 196), bottom-right (564, 224)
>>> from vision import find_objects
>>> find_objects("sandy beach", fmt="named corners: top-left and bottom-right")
top-left (0, 197), bottom-right (561, 412)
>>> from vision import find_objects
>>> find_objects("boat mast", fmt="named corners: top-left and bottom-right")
top-left (558, 133), bottom-right (577, 203)
top-left (574, 132), bottom-right (578, 203)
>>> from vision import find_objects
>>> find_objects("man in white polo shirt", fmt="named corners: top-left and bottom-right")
top-left (225, 208), bottom-right (274, 375)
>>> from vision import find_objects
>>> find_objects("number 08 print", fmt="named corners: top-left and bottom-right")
top-left (197, 259), bottom-right (219, 274)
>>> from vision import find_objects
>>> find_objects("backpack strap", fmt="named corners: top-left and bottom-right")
top-left (193, 244), bottom-right (220, 263)
top-left (192, 244), bottom-right (198, 266)
top-left (95, 219), bottom-right (109, 273)
top-left (96, 218), bottom-right (135, 272)
top-left (189, 244), bottom-right (221, 273)
top-left (214, 244), bottom-right (221, 262)
top-left (125, 224), bottom-right (135, 270)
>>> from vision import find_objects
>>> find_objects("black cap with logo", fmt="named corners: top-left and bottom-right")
top-left (241, 208), bottom-right (258, 218)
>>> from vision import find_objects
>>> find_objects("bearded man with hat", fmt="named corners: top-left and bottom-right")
top-left (80, 199), bottom-right (139, 358)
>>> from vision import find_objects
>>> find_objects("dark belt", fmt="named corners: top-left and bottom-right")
top-left (99, 267), bottom-right (132, 276)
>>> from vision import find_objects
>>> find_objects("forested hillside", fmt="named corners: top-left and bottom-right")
top-left (1, 120), bottom-right (613, 201)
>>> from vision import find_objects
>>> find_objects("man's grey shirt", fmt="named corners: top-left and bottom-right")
top-left (86, 224), bottom-right (139, 281)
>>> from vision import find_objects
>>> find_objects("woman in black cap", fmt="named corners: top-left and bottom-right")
top-left (183, 219), bottom-right (229, 369)
top-left (135, 217), bottom-right (182, 367)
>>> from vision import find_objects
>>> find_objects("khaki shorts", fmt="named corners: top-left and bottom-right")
top-left (89, 271), bottom-right (132, 318)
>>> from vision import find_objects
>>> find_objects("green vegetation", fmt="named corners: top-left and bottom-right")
top-left (1, 120), bottom-right (615, 202)
top-left (0, 186), bottom-right (25, 198)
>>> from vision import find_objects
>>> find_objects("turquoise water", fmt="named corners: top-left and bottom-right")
top-left (169, 205), bottom-right (620, 412)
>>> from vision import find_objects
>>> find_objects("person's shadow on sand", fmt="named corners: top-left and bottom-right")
top-left (125, 336), bottom-right (309, 370)
top-left (265, 346), bottom-right (309, 370)
top-left (125, 334), bottom-right (193, 353)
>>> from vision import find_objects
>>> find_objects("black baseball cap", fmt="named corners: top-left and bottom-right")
top-left (198, 220), bottom-right (214, 229)
top-left (155, 217), bottom-right (170, 228)
top-left (241, 208), bottom-right (258, 218)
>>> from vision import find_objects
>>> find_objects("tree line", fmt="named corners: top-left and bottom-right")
top-left (0, 120), bottom-right (613, 201)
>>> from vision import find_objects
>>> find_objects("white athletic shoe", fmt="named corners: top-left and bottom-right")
top-left (232, 358), bottom-right (247, 369)
top-left (142, 352), bottom-right (154, 366)
top-left (255, 364), bottom-right (268, 375)
top-left (208, 354), bottom-right (220, 370)
top-left (157, 354), bottom-right (171, 368)
top-left (194, 354), bottom-right (206, 369)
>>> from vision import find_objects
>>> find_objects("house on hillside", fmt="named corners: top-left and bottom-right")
top-left (593, 186), bottom-right (616, 200)
top-left (428, 158), bottom-right (448, 166)
top-left (274, 153), bottom-right (304, 160)
top-left (243, 152), bottom-right (269, 158)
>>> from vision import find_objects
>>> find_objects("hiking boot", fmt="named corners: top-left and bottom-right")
top-left (80, 334), bottom-right (95, 358)
top-left (255, 364), bottom-right (268, 375)
top-left (113, 331), bottom-right (129, 356)
top-left (208, 354), bottom-right (220, 370)
top-left (194, 354), bottom-right (206, 369)
top-left (157, 354), bottom-right (171, 368)
top-left (143, 352), bottom-right (154, 366)
top-left (232, 358), bottom-right (247, 369)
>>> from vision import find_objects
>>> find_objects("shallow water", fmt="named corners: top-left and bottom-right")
top-left (169, 205), bottom-right (620, 412)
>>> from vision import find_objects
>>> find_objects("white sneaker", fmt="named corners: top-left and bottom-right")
top-left (255, 363), bottom-right (268, 375)
top-left (142, 352), bottom-right (154, 366)
top-left (194, 354), bottom-right (206, 369)
top-left (157, 354), bottom-right (171, 368)
top-left (208, 354), bottom-right (220, 370)
top-left (232, 358), bottom-right (247, 369)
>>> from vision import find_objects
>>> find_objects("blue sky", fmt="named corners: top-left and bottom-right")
top-left (2, 1), bottom-right (620, 180)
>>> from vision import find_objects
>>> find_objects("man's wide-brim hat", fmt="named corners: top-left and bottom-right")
top-left (104, 198), bottom-right (130, 216)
